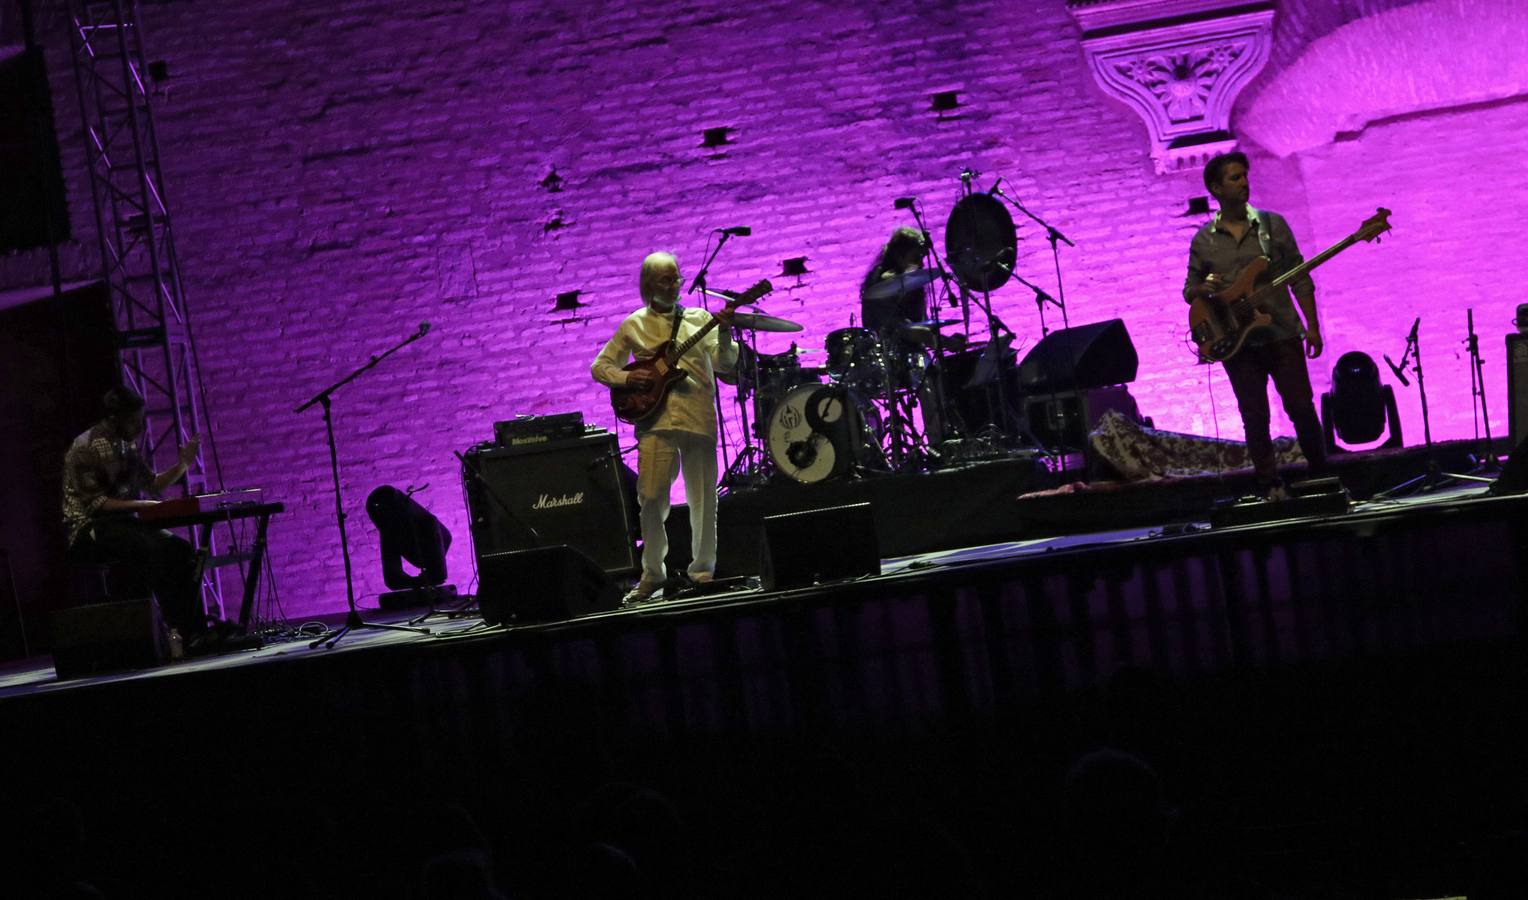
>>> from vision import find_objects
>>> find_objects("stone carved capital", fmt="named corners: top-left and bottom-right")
top-left (1069, 1), bottom-right (1275, 173)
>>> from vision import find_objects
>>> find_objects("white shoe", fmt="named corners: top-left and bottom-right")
top-left (621, 577), bottom-right (664, 607)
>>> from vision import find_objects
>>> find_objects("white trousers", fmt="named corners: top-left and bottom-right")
top-left (635, 430), bottom-right (719, 583)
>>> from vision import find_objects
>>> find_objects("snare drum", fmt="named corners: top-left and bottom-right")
top-left (767, 384), bottom-right (883, 483)
top-left (824, 327), bottom-right (887, 395)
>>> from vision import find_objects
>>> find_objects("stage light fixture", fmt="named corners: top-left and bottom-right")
top-left (1321, 351), bottom-right (1402, 451)
top-left (365, 485), bottom-right (455, 609)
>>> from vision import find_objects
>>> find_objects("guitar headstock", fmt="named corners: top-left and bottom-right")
top-left (1358, 207), bottom-right (1392, 243)
top-left (729, 279), bottom-right (773, 308)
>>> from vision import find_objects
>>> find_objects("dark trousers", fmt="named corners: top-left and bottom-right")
top-left (1222, 337), bottom-right (1328, 482)
top-left (70, 518), bottom-right (206, 636)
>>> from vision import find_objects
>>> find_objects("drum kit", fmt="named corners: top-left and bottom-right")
top-left (712, 169), bottom-right (1077, 489)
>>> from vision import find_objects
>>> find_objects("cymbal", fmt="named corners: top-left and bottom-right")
top-left (906, 318), bottom-right (962, 329)
top-left (732, 311), bottom-right (803, 333)
top-left (861, 268), bottom-right (938, 301)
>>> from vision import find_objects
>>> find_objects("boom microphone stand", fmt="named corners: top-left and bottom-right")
top-left (299, 323), bottom-right (434, 649)
top-left (991, 180), bottom-right (1075, 332)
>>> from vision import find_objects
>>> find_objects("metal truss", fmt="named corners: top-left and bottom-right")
top-left (66, 0), bottom-right (229, 615)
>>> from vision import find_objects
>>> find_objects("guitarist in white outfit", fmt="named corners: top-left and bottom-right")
top-left (591, 252), bottom-right (737, 603)
top-left (1184, 152), bottom-right (1328, 499)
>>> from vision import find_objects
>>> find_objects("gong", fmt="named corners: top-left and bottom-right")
top-left (944, 192), bottom-right (1017, 293)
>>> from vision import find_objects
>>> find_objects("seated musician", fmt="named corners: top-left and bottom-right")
top-left (365, 485), bottom-right (451, 591)
top-left (62, 385), bottom-right (208, 644)
top-left (861, 225), bottom-right (930, 338)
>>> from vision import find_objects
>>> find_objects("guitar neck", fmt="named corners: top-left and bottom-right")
top-left (673, 312), bottom-right (723, 359)
top-left (1268, 231), bottom-right (1360, 292)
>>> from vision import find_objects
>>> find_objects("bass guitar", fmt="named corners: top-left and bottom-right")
top-left (610, 279), bottom-right (773, 424)
top-left (1189, 207), bottom-right (1391, 362)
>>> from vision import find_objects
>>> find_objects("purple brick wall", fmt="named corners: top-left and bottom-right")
top-left (5, 0), bottom-right (1523, 616)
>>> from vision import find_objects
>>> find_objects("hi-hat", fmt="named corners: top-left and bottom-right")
top-left (732, 311), bottom-right (803, 333)
top-left (861, 268), bottom-right (939, 301)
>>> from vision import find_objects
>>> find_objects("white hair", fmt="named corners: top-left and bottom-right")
top-left (640, 251), bottom-right (678, 303)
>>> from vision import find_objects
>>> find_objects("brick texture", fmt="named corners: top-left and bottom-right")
top-left (4, 0), bottom-right (1522, 616)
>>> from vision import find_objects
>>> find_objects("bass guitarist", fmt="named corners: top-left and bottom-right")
top-left (591, 251), bottom-right (737, 604)
top-left (1184, 151), bottom-right (1328, 498)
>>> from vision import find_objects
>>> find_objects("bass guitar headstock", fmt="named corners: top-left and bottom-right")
top-left (1357, 207), bottom-right (1392, 243)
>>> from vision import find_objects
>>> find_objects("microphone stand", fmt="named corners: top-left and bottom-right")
top-left (1465, 308), bottom-right (1498, 470)
top-left (297, 324), bottom-right (434, 649)
top-left (690, 232), bottom-right (737, 480)
top-left (1375, 319), bottom-right (1492, 498)
top-left (992, 183), bottom-right (1074, 332)
top-left (901, 199), bottom-right (962, 446)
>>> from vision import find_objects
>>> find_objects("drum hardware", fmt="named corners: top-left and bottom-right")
top-left (894, 196), bottom-right (968, 446)
top-left (720, 311), bottom-right (815, 491)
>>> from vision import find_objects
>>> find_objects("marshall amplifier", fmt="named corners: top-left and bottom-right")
top-left (463, 431), bottom-right (638, 575)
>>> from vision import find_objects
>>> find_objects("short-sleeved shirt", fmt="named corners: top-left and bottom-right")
top-left (590, 303), bottom-right (739, 439)
top-left (1183, 205), bottom-right (1314, 346)
top-left (62, 421), bottom-right (154, 544)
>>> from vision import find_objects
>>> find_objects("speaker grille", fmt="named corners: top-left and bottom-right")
top-left (463, 433), bottom-right (637, 574)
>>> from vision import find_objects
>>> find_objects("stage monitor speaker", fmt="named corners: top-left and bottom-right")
top-left (1016, 319), bottom-right (1138, 393)
top-left (463, 432), bottom-right (638, 574)
top-left (759, 502), bottom-right (880, 591)
top-left (478, 545), bottom-right (621, 625)
top-left (1024, 385), bottom-right (1141, 450)
top-left (50, 597), bottom-right (166, 680)
top-left (1507, 334), bottom-right (1528, 448)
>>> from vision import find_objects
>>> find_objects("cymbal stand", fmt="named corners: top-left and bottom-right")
top-left (720, 326), bottom-right (773, 490)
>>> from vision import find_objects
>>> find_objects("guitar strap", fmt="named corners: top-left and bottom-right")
top-left (670, 302), bottom-right (683, 342)
top-left (1248, 205), bottom-right (1274, 259)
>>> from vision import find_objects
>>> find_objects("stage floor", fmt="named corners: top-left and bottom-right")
top-left (0, 478), bottom-right (1499, 703)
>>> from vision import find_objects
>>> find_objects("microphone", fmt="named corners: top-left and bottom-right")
top-left (419, 321), bottom-right (431, 335)
top-left (1407, 316), bottom-right (1420, 344)
top-left (988, 176), bottom-right (1003, 196)
top-left (893, 197), bottom-right (917, 210)
top-left (1384, 353), bottom-right (1411, 387)
top-left (718, 226), bottom-right (752, 237)
top-left (959, 168), bottom-right (979, 183)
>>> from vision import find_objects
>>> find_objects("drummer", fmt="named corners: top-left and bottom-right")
top-left (860, 226), bottom-right (930, 335)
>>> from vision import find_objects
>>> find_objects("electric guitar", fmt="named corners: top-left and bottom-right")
top-left (1188, 207), bottom-right (1391, 362)
top-left (609, 279), bottom-right (773, 424)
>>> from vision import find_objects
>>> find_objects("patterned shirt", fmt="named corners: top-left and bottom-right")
top-left (62, 421), bottom-right (155, 544)
top-left (1183, 205), bottom-right (1314, 345)
top-left (591, 303), bottom-right (738, 439)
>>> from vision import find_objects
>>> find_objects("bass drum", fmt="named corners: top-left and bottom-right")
top-left (767, 384), bottom-right (883, 484)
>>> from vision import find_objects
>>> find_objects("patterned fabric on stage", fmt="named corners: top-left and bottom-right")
top-left (1088, 410), bottom-right (1305, 481)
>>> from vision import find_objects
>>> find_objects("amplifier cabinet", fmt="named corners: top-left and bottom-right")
top-left (462, 432), bottom-right (638, 575)
top-left (1508, 334), bottom-right (1528, 449)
